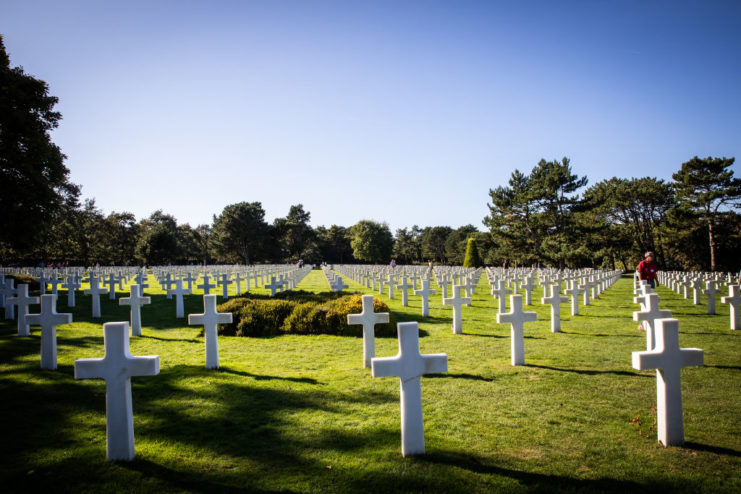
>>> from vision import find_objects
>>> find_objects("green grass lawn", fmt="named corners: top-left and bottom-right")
top-left (1, 270), bottom-right (739, 493)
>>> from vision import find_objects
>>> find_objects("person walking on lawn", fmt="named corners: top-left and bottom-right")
top-left (636, 251), bottom-right (659, 330)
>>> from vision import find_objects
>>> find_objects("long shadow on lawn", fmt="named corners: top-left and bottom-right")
top-left (140, 334), bottom-right (201, 343)
top-left (526, 364), bottom-right (651, 378)
top-left (427, 373), bottom-right (495, 382)
top-left (218, 366), bottom-right (322, 385)
top-left (684, 442), bottom-right (741, 458)
top-left (704, 364), bottom-right (741, 371)
top-left (419, 450), bottom-right (680, 493)
top-left (561, 330), bottom-right (641, 338)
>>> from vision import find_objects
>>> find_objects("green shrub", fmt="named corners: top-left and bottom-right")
top-left (217, 292), bottom-right (396, 337)
top-left (463, 237), bottom-right (483, 267)
top-left (7, 274), bottom-right (40, 291)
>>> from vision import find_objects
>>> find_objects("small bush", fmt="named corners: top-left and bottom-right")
top-left (7, 274), bottom-right (40, 291)
top-left (217, 292), bottom-right (396, 337)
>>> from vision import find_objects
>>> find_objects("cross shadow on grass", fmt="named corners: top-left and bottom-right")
top-left (217, 366), bottom-right (322, 385)
top-left (561, 330), bottom-right (641, 338)
top-left (419, 450), bottom-right (679, 493)
top-left (683, 442), bottom-right (741, 458)
top-left (704, 364), bottom-right (741, 371)
top-left (463, 332), bottom-right (505, 338)
top-left (140, 334), bottom-right (201, 343)
top-left (525, 364), bottom-right (651, 378)
top-left (426, 373), bottom-right (495, 382)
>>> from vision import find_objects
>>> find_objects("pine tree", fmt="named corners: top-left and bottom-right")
top-left (672, 156), bottom-right (741, 271)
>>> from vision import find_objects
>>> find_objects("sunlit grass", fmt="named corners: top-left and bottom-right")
top-left (0, 270), bottom-right (738, 493)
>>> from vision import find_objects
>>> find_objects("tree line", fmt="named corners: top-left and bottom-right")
top-left (1, 37), bottom-right (740, 271)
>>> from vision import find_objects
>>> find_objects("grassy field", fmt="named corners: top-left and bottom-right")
top-left (1, 269), bottom-right (739, 493)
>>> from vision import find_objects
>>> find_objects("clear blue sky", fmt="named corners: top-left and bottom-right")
top-left (3, 1), bottom-right (740, 231)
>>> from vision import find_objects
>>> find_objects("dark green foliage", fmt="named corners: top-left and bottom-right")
top-left (671, 156), bottom-right (741, 271)
top-left (136, 222), bottom-right (179, 265)
top-left (273, 204), bottom-right (315, 262)
top-left (314, 225), bottom-right (355, 264)
top-left (580, 177), bottom-right (674, 269)
top-left (0, 36), bottom-right (79, 256)
top-left (445, 225), bottom-right (478, 265)
top-left (350, 220), bottom-right (394, 263)
top-left (484, 158), bottom-right (587, 268)
top-left (211, 202), bottom-right (270, 264)
top-left (7, 273), bottom-right (40, 291)
top-left (218, 292), bottom-right (396, 337)
top-left (421, 226), bottom-right (454, 263)
top-left (392, 225), bottom-right (423, 264)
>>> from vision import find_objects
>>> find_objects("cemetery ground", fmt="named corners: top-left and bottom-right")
top-left (1, 270), bottom-right (739, 493)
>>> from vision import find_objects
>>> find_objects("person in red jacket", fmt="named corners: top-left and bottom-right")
top-left (637, 251), bottom-right (659, 289)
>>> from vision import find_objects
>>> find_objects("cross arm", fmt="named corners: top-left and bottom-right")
top-left (421, 353), bottom-right (447, 374)
top-left (371, 356), bottom-right (401, 378)
top-left (680, 348), bottom-right (704, 368)
top-left (631, 351), bottom-right (663, 371)
top-left (129, 355), bottom-right (160, 377)
top-left (74, 358), bottom-right (105, 379)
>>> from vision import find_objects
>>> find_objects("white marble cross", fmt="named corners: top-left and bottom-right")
top-left (25, 294), bottom-right (72, 369)
top-left (581, 278), bottom-right (594, 306)
top-left (168, 278), bottom-right (190, 318)
top-left (386, 275), bottom-right (395, 300)
top-left (413, 280), bottom-right (436, 317)
top-left (541, 284), bottom-right (568, 333)
top-left (443, 285), bottom-right (470, 334)
top-left (48, 274), bottom-right (61, 295)
top-left (633, 293), bottom-right (672, 350)
top-left (119, 284), bottom-right (151, 337)
top-left (497, 294), bottom-right (537, 366)
top-left (721, 285), bottom-right (740, 330)
top-left (74, 322), bottom-right (160, 461)
top-left (266, 276), bottom-right (283, 296)
top-left (104, 274), bottom-right (118, 300)
top-left (371, 321), bottom-right (447, 457)
top-left (234, 272), bottom-right (243, 295)
top-left (182, 271), bottom-right (195, 292)
top-left (396, 276), bottom-right (413, 307)
top-left (161, 273), bottom-right (174, 299)
top-left (437, 278), bottom-right (450, 302)
top-left (197, 274), bottom-right (215, 295)
top-left (521, 277), bottom-right (536, 305)
top-left (632, 318), bottom-right (703, 446)
top-left (331, 276), bottom-right (349, 292)
top-left (703, 280), bottom-right (717, 315)
top-left (62, 274), bottom-right (81, 307)
top-left (217, 273), bottom-right (233, 299)
top-left (38, 272), bottom-right (49, 295)
top-left (347, 294), bottom-right (390, 368)
top-left (490, 279), bottom-right (511, 314)
top-left (564, 280), bottom-right (582, 316)
top-left (1, 278), bottom-right (17, 319)
top-left (188, 294), bottom-right (232, 369)
top-left (7, 284), bottom-right (39, 336)
top-left (84, 275), bottom-right (108, 318)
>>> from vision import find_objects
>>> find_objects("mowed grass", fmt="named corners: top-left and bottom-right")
top-left (0, 270), bottom-right (739, 493)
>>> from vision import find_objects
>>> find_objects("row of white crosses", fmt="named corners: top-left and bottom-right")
top-left (346, 294), bottom-right (447, 457)
top-left (0, 274), bottom-right (74, 370)
top-left (652, 270), bottom-right (740, 329)
top-left (631, 282), bottom-right (704, 446)
top-left (332, 265), bottom-right (441, 318)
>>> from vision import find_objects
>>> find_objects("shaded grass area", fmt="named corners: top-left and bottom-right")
top-left (0, 270), bottom-right (739, 493)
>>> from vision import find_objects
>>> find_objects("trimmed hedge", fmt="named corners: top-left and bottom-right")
top-left (217, 291), bottom-right (396, 337)
top-left (7, 274), bottom-right (41, 291)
